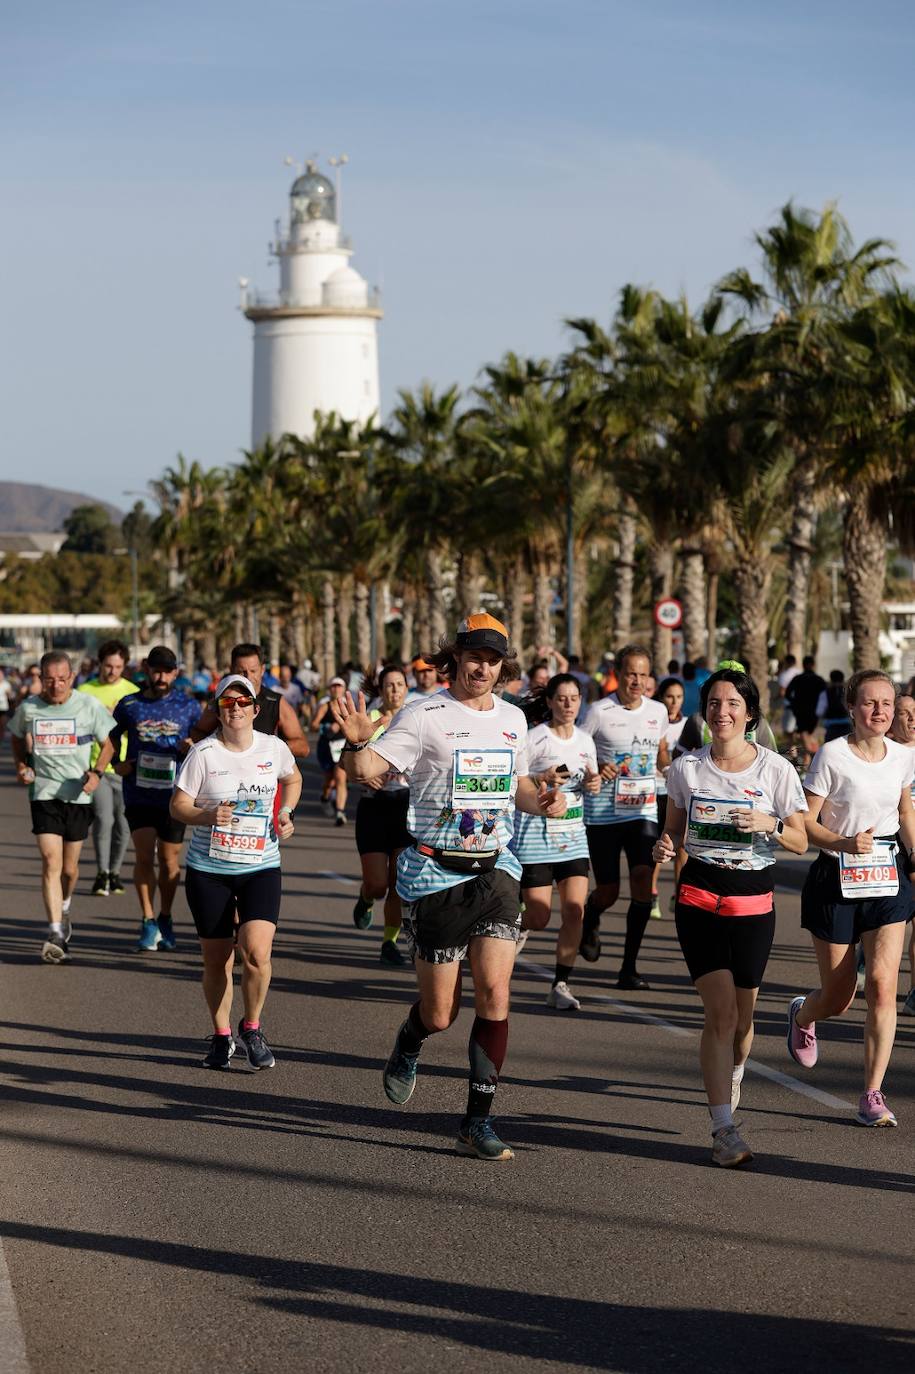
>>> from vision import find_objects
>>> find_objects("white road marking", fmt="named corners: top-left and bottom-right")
top-left (0, 1238), bottom-right (30, 1373)
top-left (516, 956), bottom-right (855, 1111)
top-left (320, 870), bottom-right (358, 887)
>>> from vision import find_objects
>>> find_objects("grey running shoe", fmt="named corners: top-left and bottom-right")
top-left (547, 980), bottom-right (581, 1010)
top-left (237, 1023), bottom-right (276, 1070)
top-left (383, 1029), bottom-right (419, 1104)
top-left (202, 1034), bottom-right (235, 1070)
top-left (41, 932), bottom-right (70, 964)
top-left (712, 1123), bottom-right (753, 1168)
top-left (456, 1117), bottom-right (515, 1161)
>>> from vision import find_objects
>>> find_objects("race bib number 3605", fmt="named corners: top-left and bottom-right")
top-left (451, 749), bottom-right (513, 807)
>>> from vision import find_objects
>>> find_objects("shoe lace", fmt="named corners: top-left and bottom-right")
top-left (863, 1090), bottom-right (885, 1107)
top-left (469, 1117), bottom-right (499, 1143)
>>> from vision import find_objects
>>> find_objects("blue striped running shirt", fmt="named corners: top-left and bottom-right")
top-left (371, 691), bottom-right (529, 903)
top-left (580, 693), bottom-right (668, 826)
top-left (510, 723), bottom-right (597, 863)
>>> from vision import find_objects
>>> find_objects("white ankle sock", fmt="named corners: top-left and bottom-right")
top-left (732, 1063), bottom-right (745, 1085)
top-left (710, 1103), bottom-right (733, 1134)
top-left (61, 897), bottom-right (71, 915)
top-left (49, 922), bottom-right (65, 937)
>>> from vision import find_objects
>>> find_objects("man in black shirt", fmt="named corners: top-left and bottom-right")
top-left (785, 655), bottom-right (827, 757)
top-left (191, 644), bottom-right (309, 759)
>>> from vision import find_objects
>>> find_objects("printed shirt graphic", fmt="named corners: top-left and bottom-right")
top-left (8, 691), bottom-right (116, 803)
top-left (666, 744), bottom-right (807, 871)
top-left (78, 677), bottom-right (139, 769)
top-left (580, 694), bottom-right (667, 826)
top-left (371, 692), bottom-right (529, 902)
top-left (176, 733), bottom-right (296, 875)
top-left (510, 724), bottom-right (597, 863)
top-left (111, 690), bottom-right (203, 808)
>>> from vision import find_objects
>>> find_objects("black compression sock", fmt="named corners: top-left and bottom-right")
top-left (621, 900), bottom-right (652, 974)
top-left (399, 1001), bottom-right (433, 1055)
top-left (553, 963), bottom-right (574, 987)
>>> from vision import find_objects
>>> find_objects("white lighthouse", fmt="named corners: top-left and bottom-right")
top-left (241, 159), bottom-right (382, 448)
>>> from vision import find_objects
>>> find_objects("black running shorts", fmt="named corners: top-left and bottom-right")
top-left (185, 865), bottom-right (282, 940)
top-left (30, 799), bottom-right (92, 842)
top-left (520, 857), bottom-right (590, 889)
top-left (355, 792), bottom-right (411, 857)
top-left (801, 851), bottom-right (914, 944)
top-left (402, 868), bottom-right (520, 964)
top-left (125, 803), bottom-right (186, 845)
top-left (586, 819), bottom-right (658, 886)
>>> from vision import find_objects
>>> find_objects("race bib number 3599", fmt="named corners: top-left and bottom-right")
top-left (209, 815), bottom-right (269, 865)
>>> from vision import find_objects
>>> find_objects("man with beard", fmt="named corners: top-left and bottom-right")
top-left (110, 646), bottom-right (202, 951)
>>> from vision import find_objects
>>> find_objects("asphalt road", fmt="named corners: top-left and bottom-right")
top-left (0, 752), bottom-right (912, 1374)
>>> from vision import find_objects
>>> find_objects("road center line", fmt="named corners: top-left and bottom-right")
top-left (516, 956), bottom-right (855, 1111)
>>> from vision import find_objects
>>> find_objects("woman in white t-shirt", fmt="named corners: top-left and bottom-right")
top-left (654, 669), bottom-right (808, 1168)
top-left (171, 674), bottom-right (301, 1073)
top-left (510, 674), bottom-right (600, 1010)
top-left (787, 670), bottom-right (915, 1127)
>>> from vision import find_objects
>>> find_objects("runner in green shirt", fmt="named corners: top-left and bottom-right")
top-left (9, 651), bottom-right (116, 963)
top-left (78, 638), bottom-right (139, 897)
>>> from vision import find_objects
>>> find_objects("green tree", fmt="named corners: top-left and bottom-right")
top-left (61, 504), bottom-right (116, 554)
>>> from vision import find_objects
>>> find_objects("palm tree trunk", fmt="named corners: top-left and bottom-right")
top-left (455, 551), bottom-right (484, 621)
top-left (267, 610), bottom-right (281, 669)
top-left (245, 604), bottom-right (258, 644)
top-left (612, 500), bottom-right (637, 645)
top-left (320, 577), bottom-right (336, 682)
top-left (201, 629), bottom-right (216, 669)
top-left (288, 593), bottom-right (306, 667)
top-left (354, 579), bottom-right (371, 668)
top-left (784, 465), bottom-right (816, 660)
top-left (373, 579), bottom-right (390, 664)
top-left (679, 545), bottom-right (707, 662)
top-left (571, 544), bottom-right (587, 659)
top-left (337, 577), bottom-right (353, 665)
top-left (531, 556), bottom-right (553, 648)
top-left (233, 603), bottom-right (244, 643)
top-left (843, 488), bottom-right (885, 670)
top-left (502, 554), bottom-right (526, 654)
top-left (649, 541), bottom-right (675, 673)
top-left (732, 559), bottom-right (772, 712)
top-left (400, 584), bottom-right (415, 663)
top-left (705, 569), bottom-right (719, 665)
top-left (184, 633), bottom-right (197, 670)
top-left (426, 550), bottom-right (447, 647)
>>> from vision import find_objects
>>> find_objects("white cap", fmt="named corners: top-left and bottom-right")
top-left (329, 676), bottom-right (346, 688)
top-left (214, 673), bottom-right (258, 700)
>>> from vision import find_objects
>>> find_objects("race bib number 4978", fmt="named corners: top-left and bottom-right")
top-left (34, 718), bottom-right (78, 753)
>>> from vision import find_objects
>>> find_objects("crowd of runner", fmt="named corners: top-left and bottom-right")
top-left (5, 619), bottom-right (915, 1167)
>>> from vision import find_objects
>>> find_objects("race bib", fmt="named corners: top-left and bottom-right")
top-left (34, 717), bottom-right (77, 754)
top-left (137, 751), bottom-right (176, 790)
top-left (615, 775), bottom-right (656, 811)
top-left (838, 841), bottom-right (899, 899)
top-left (209, 814), bottom-right (269, 866)
top-left (451, 748), bottom-right (513, 807)
top-left (687, 797), bottom-right (754, 859)
top-left (546, 803), bottom-right (584, 835)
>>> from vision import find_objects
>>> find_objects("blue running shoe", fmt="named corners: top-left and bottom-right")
top-left (456, 1117), bottom-right (514, 1161)
top-left (157, 914), bottom-right (177, 951)
top-left (383, 1029), bottom-right (419, 1104)
top-left (202, 1034), bottom-right (235, 1070)
top-left (135, 918), bottom-right (161, 952)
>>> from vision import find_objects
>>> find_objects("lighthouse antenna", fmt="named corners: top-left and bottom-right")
top-left (329, 153), bottom-right (349, 229)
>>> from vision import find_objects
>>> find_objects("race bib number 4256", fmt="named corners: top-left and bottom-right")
top-left (452, 749), bottom-right (513, 806)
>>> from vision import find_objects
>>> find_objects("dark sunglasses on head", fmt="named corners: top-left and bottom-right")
top-left (218, 696), bottom-right (256, 709)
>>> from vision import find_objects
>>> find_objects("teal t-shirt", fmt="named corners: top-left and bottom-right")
top-left (9, 692), bottom-right (116, 803)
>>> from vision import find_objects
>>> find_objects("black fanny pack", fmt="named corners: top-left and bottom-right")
top-left (415, 843), bottom-right (501, 875)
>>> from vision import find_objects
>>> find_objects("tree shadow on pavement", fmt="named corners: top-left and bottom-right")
top-left (0, 1221), bottom-right (911, 1372)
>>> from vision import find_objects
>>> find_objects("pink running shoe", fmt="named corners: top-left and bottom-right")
top-left (856, 1091), bottom-right (897, 1127)
top-left (787, 995), bottom-right (818, 1068)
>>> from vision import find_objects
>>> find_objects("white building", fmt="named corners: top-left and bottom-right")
top-left (240, 160), bottom-right (382, 447)
top-left (818, 601), bottom-right (915, 682)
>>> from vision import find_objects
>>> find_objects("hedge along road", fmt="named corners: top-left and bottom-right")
top-left (0, 752), bottom-right (912, 1374)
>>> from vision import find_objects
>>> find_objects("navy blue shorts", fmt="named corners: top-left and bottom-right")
top-left (801, 851), bottom-right (914, 945)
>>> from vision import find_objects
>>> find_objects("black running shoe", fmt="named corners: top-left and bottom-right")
top-left (202, 1034), bottom-right (235, 1069)
top-left (237, 1022), bottom-right (276, 1070)
top-left (616, 970), bottom-right (650, 990)
top-left (91, 871), bottom-right (110, 897)
top-left (379, 939), bottom-right (408, 966)
top-left (108, 871), bottom-right (126, 895)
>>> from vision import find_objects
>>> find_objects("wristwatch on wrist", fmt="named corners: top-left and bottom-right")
top-left (278, 805), bottom-right (294, 819)
top-left (89, 767), bottom-right (103, 778)
top-left (769, 818), bottom-right (785, 842)
top-left (342, 740), bottom-right (370, 753)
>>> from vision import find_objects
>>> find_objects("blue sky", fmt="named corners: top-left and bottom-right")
top-left (3, 0), bottom-right (915, 507)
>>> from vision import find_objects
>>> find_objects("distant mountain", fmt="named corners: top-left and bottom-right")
top-left (0, 482), bottom-right (124, 533)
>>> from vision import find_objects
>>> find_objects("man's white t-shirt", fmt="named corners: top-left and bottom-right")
top-left (803, 735), bottom-right (915, 839)
top-left (372, 691), bottom-right (529, 901)
top-left (580, 693), bottom-right (668, 825)
top-left (667, 744), bottom-right (807, 871)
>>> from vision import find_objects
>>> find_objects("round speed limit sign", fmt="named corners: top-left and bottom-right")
top-left (654, 597), bottom-right (683, 629)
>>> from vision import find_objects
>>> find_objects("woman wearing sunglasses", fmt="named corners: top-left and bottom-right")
top-left (171, 674), bottom-right (302, 1071)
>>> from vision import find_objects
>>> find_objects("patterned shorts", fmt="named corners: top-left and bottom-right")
top-left (401, 868), bottom-right (522, 965)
